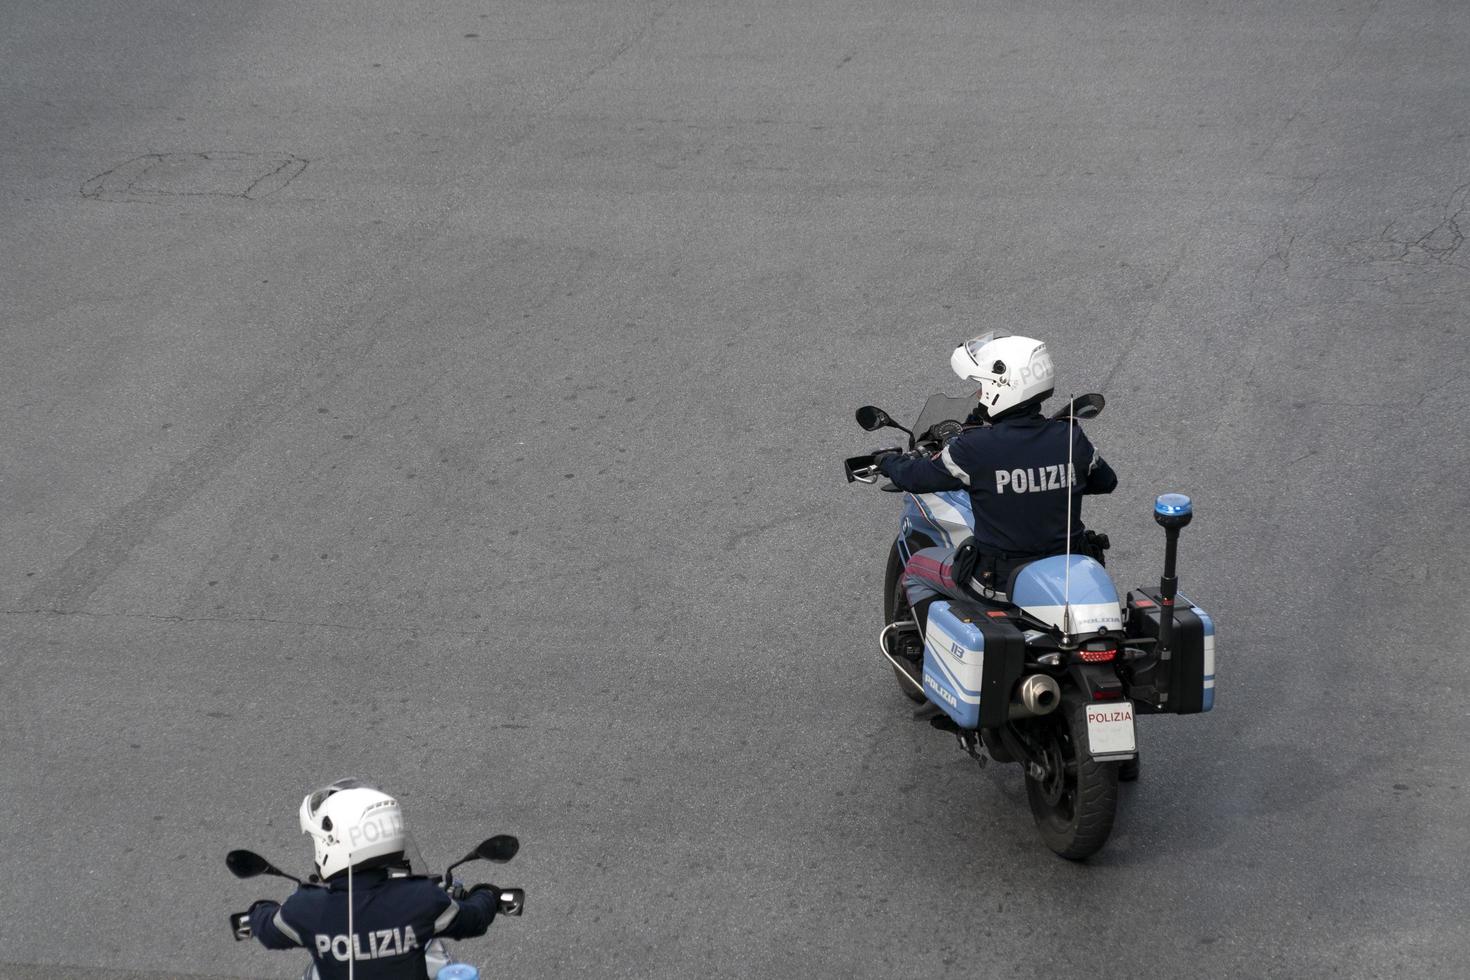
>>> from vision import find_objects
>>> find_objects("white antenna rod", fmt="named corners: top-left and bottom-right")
top-left (1063, 394), bottom-right (1075, 639)
top-left (347, 852), bottom-right (355, 980)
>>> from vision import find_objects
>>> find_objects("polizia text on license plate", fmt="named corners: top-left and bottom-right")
top-left (1085, 700), bottom-right (1137, 757)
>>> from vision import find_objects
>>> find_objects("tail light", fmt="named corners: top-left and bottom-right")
top-left (1078, 641), bottom-right (1117, 664)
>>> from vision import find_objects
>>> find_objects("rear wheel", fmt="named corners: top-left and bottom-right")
top-left (883, 539), bottom-right (927, 703)
top-left (1022, 699), bottom-right (1119, 860)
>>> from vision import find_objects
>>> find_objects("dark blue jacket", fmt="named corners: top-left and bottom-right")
top-left (879, 406), bottom-right (1117, 556)
top-left (249, 868), bottom-right (496, 980)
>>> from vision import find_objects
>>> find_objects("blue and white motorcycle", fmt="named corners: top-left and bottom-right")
top-left (845, 393), bottom-right (1215, 860)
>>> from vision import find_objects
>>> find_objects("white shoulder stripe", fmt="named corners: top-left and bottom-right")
top-left (434, 901), bottom-right (461, 933)
top-left (940, 446), bottom-right (971, 486)
top-left (272, 910), bottom-right (304, 945)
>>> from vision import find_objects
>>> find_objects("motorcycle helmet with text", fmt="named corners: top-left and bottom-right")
top-left (298, 778), bottom-right (407, 880)
top-left (949, 332), bottom-right (1054, 419)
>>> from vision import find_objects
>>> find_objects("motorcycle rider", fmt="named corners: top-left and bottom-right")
top-left (877, 333), bottom-right (1118, 618)
top-left (246, 778), bottom-right (502, 979)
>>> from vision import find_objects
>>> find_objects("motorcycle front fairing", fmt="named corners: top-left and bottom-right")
top-left (889, 393), bottom-right (981, 559)
top-left (899, 489), bottom-right (974, 557)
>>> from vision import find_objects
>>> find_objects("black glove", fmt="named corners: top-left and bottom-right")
top-left (873, 447), bottom-right (905, 476)
top-left (466, 883), bottom-right (499, 900)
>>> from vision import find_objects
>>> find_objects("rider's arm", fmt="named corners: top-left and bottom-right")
top-left (1075, 430), bottom-right (1117, 495)
top-left (877, 449), bottom-right (966, 493)
top-left (1084, 454), bottom-right (1117, 494)
top-left (427, 884), bottom-right (498, 940)
top-left (247, 898), bottom-right (307, 951)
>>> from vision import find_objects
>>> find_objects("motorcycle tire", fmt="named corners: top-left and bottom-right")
top-left (883, 539), bottom-right (927, 703)
top-left (1022, 699), bottom-right (1119, 860)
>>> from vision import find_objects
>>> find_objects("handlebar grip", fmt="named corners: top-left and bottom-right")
top-left (497, 888), bottom-right (525, 916)
top-left (844, 454), bottom-right (880, 483)
top-left (229, 911), bottom-right (253, 941)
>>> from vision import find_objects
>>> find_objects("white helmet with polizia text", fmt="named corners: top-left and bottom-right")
top-left (950, 332), bottom-right (1054, 419)
top-left (298, 778), bottom-right (406, 880)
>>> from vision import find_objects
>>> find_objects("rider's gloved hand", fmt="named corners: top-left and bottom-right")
top-left (873, 447), bottom-right (905, 477)
top-left (460, 882), bottom-right (501, 917)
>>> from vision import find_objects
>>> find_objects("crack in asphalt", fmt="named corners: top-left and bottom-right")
top-left (2, 606), bottom-right (495, 639)
top-left (1254, 0), bottom-right (1384, 166)
top-left (81, 152), bottom-right (308, 203)
top-left (1343, 182), bottom-right (1470, 265)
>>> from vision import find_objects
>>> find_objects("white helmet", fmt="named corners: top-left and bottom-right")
top-left (950, 332), bottom-right (1055, 418)
top-left (299, 778), bottom-right (407, 880)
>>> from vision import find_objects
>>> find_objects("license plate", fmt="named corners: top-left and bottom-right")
top-left (1085, 700), bottom-right (1136, 757)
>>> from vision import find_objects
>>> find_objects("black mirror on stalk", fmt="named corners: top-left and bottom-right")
top-left (446, 834), bottom-right (520, 882)
top-left (225, 849), bottom-right (302, 885)
top-left (1072, 392), bottom-right (1105, 419)
top-left (1051, 392), bottom-right (1105, 421)
top-left (855, 406), bottom-right (913, 437)
top-left (476, 834), bottom-right (519, 863)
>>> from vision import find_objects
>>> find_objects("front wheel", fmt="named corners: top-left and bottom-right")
top-left (1022, 699), bottom-right (1119, 860)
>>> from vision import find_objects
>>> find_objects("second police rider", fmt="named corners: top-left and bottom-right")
top-left (246, 779), bottom-right (504, 980)
top-left (876, 332), bottom-right (1118, 626)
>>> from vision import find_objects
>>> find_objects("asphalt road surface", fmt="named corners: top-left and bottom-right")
top-left (3, 1), bottom-right (1468, 977)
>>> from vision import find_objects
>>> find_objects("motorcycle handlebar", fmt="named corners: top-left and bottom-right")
top-left (229, 885), bottom-right (523, 942)
top-left (496, 887), bottom-right (526, 916)
top-left (450, 881), bottom-right (526, 916)
top-left (844, 454), bottom-right (881, 483)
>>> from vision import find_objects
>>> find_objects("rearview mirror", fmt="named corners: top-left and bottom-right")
top-left (476, 834), bottom-right (520, 864)
top-left (226, 850), bottom-right (275, 880)
top-left (1052, 393), bottom-right (1105, 421)
top-left (1072, 393), bottom-right (1105, 419)
top-left (446, 833), bottom-right (522, 881)
top-left (225, 849), bottom-right (302, 884)
top-left (855, 406), bottom-right (896, 431)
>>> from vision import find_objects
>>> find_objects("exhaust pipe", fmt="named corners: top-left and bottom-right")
top-left (1009, 674), bottom-right (1061, 719)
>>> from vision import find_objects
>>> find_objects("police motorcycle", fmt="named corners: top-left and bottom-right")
top-left (843, 392), bottom-right (1215, 860)
top-left (226, 833), bottom-right (525, 979)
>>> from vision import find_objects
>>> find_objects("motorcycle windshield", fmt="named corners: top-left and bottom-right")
top-left (912, 392), bottom-right (980, 435)
top-left (396, 829), bottom-right (429, 878)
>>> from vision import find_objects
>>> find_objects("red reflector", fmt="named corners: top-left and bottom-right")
top-left (986, 610), bottom-right (1008, 619)
top-left (1092, 689), bottom-right (1123, 700)
top-left (1079, 648), bottom-right (1117, 663)
top-left (1133, 599), bottom-right (1155, 608)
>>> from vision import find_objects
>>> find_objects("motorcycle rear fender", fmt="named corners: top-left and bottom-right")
top-left (1067, 663), bottom-right (1125, 702)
